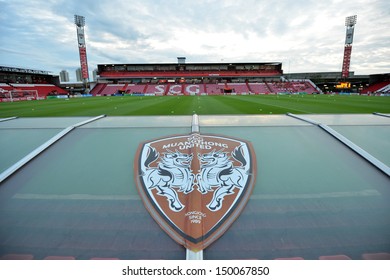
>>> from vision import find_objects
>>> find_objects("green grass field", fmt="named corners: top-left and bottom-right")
top-left (1, 94), bottom-right (389, 117)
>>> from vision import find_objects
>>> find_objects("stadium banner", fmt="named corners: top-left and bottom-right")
top-left (76, 94), bottom-right (93, 98)
top-left (47, 94), bottom-right (94, 99)
top-left (78, 46), bottom-right (89, 80)
top-left (131, 93), bottom-right (156, 96)
top-left (47, 95), bottom-right (69, 99)
top-left (345, 27), bottom-right (355, 44)
top-left (0, 97), bottom-right (36, 102)
top-left (134, 132), bottom-right (256, 251)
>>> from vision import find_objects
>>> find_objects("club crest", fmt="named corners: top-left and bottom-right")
top-left (134, 133), bottom-right (256, 251)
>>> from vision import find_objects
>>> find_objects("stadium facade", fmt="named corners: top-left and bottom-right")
top-left (92, 60), bottom-right (390, 96)
top-left (92, 60), bottom-right (324, 96)
top-left (2, 60), bottom-right (390, 102)
top-left (0, 66), bottom-right (67, 102)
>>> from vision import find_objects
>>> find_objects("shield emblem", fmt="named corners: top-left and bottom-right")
top-left (134, 133), bottom-right (256, 251)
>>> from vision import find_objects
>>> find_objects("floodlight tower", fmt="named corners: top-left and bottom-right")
top-left (74, 15), bottom-right (90, 89)
top-left (341, 15), bottom-right (357, 79)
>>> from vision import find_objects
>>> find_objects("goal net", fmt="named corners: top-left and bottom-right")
top-left (0, 89), bottom-right (39, 102)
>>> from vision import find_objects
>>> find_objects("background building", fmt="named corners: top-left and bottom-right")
top-left (92, 69), bottom-right (98, 82)
top-left (59, 70), bottom-right (69, 82)
top-left (75, 68), bottom-right (82, 82)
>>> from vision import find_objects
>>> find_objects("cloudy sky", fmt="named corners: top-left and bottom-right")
top-left (1, 0), bottom-right (389, 81)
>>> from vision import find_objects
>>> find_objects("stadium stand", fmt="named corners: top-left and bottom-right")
top-left (126, 83), bottom-right (148, 94)
top-left (99, 84), bottom-right (126, 96)
top-left (166, 84), bottom-right (184, 95)
top-left (90, 81), bottom-right (320, 96)
top-left (0, 83), bottom-right (14, 98)
top-left (226, 83), bottom-right (250, 94)
top-left (247, 82), bottom-right (272, 94)
top-left (0, 83), bottom-right (13, 91)
top-left (89, 83), bottom-right (106, 95)
top-left (10, 83), bottom-right (67, 97)
top-left (361, 81), bottom-right (390, 94)
top-left (266, 80), bottom-right (318, 94)
top-left (381, 84), bottom-right (390, 93)
top-left (0, 83), bottom-right (67, 101)
top-left (204, 83), bottom-right (224, 95)
top-left (182, 84), bottom-right (206, 95)
top-left (98, 70), bottom-right (281, 79)
top-left (145, 84), bottom-right (168, 95)
top-left (90, 62), bottom-right (327, 96)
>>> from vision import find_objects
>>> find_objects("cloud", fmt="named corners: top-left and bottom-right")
top-left (0, 0), bottom-right (389, 79)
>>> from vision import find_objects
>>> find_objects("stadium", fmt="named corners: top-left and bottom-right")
top-left (0, 11), bottom-right (389, 263)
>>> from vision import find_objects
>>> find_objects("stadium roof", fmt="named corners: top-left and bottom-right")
top-left (0, 114), bottom-right (389, 260)
top-left (0, 66), bottom-right (51, 76)
top-left (97, 62), bottom-right (283, 80)
top-left (99, 62), bottom-right (282, 66)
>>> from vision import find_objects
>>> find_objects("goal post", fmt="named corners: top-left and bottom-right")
top-left (1, 89), bottom-right (39, 102)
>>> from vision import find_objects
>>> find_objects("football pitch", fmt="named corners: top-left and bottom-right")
top-left (1, 94), bottom-right (389, 117)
